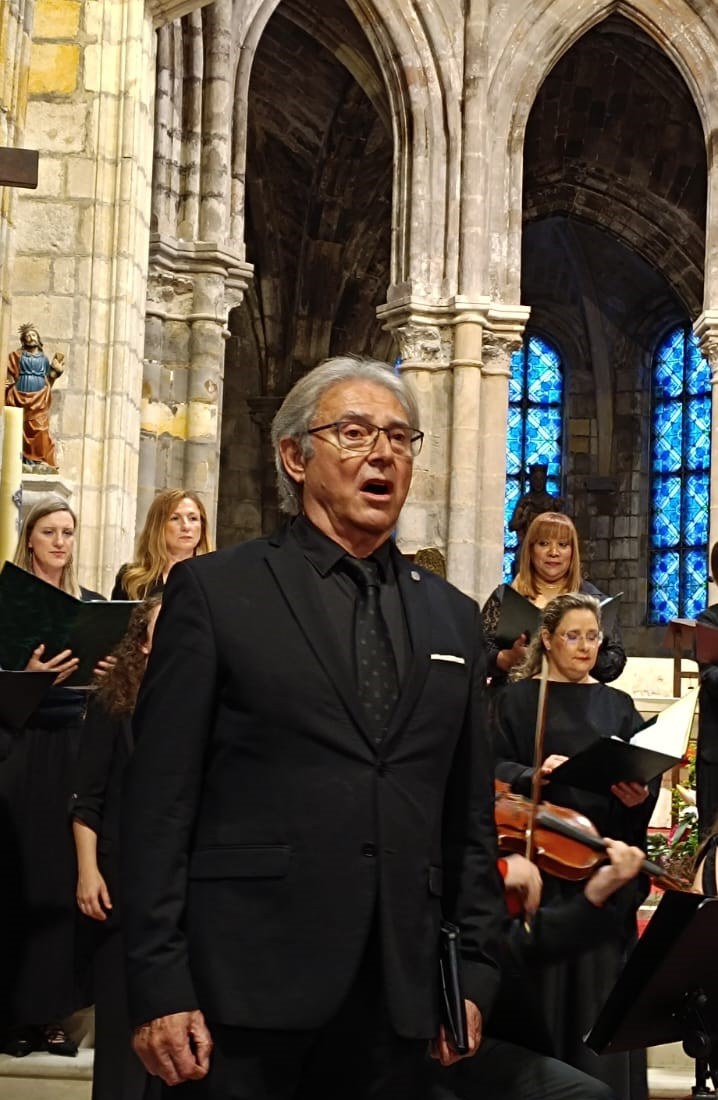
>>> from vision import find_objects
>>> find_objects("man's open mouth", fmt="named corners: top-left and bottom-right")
top-left (361, 480), bottom-right (391, 496)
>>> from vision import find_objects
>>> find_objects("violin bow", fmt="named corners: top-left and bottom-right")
top-left (526, 652), bottom-right (550, 868)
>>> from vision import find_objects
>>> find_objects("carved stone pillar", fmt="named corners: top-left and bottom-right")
top-left (377, 302), bottom-right (454, 555)
top-left (695, 309), bottom-right (718, 602)
top-left (475, 309), bottom-right (528, 601)
top-left (141, 235), bottom-right (252, 535)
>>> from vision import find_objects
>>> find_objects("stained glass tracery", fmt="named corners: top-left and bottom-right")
top-left (648, 325), bottom-right (711, 623)
top-left (503, 336), bottom-right (564, 581)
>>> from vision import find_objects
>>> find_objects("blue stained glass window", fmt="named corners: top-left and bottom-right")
top-left (648, 325), bottom-right (711, 623)
top-left (503, 336), bottom-right (564, 581)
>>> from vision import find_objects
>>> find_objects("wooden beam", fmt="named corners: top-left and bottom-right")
top-left (0, 148), bottom-right (39, 189)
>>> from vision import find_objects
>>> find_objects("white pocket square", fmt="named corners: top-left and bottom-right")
top-left (430, 653), bottom-right (466, 665)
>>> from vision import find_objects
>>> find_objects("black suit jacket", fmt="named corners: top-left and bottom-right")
top-left (121, 524), bottom-right (503, 1037)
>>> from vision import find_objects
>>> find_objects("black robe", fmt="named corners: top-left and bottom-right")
top-left (494, 679), bottom-right (658, 1100)
top-left (0, 585), bottom-right (103, 1032)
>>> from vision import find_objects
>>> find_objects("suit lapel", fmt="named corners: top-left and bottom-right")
top-left (264, 532), bottom-right (377, 753)
top-left (384, 552), bottom-right (431, 746)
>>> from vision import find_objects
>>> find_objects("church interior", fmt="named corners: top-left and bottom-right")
top-left (1, 0), bottom-right (718, 1091)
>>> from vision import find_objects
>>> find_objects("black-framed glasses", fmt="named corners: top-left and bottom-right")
top-left (306, 417), bottom-right (424, 457)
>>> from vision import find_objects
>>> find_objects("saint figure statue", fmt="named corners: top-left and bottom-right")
top-left (5, 324), bottom-right (65, 472)
top-left (509, 463), bottom-right (564, 545)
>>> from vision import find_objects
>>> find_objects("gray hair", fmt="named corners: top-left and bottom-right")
top-left (511, 592), bottom-right (602, 681)
top-left (271, 355), bottom-right (420, 515)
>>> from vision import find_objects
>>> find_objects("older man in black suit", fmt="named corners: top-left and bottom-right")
top-left (121, 356), bottom-right (504, 1099)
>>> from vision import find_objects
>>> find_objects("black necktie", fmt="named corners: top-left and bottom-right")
top-left (343, 556), bottom-right (399, 734)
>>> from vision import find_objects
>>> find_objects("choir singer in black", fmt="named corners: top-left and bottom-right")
top-left (121, 356), bottom-right (504, 1100)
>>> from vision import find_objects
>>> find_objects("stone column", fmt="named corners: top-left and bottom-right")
top-left (446, 309), bottom-right (484, 598)
top-left (695, 308), bottom-right (718, 603)
top-left (142, 236), bottom-right (252, 534)
top-left (475, 311), bottom-right (528, 602)
top-left (377, 302), bottom-right (454, 555)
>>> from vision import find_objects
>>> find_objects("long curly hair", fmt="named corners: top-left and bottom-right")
top-left (121, 490), bottom-right (211, 600)
top-left (95, 596), bottom-right (162, 715)
top-left (511, 592), bottom-right (601, 681)
top-left (513, 512), bottom-right (582, 599)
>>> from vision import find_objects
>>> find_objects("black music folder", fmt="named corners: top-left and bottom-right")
top-left (547, 737), bottom-right (682, 795)
top-left (0, 670), bottom-right (57, 729)
top-left (548, 690), bottom-right (697, 795)
top-left (494, 587), bottom-right (622, 650)
top-left (0, 561), bottom-right (137, 688)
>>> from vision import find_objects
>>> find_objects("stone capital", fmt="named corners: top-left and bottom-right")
top-left (694, 310), bottom-right (718, 378)
top-left (147, 234), bottom-right (254, 325)
top-left (377, 298), bottom-right (454, 371)
top-left (146, 0), bottom-right (214, 29)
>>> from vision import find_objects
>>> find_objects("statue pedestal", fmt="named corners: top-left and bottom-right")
top-left (20, 471), bottom-right (74, 521)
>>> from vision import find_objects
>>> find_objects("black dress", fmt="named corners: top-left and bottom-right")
top-left (494, 679), bottom-right (657, 1100)
top-left (71, 695), bottom-right (153, 1100)
top-left (0, 585), bottom-right (103, 1035)
top-left (110, 566), bottom-right (163, 601)
top-left (696, 604), bottom-right (718, 838)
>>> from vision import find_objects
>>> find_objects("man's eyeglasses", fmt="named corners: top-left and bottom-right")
top-left (306, 417), bottom-right (424, 458)
top-left (557, 630), bottom-right (603, 647)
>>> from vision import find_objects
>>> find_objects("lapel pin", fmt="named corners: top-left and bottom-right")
top-left (410, 570), bottom-right (421, 581)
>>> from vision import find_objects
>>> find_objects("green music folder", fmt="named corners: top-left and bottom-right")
top-left (0, 561), bottom-right (137, 687)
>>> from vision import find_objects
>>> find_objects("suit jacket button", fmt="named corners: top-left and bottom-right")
top-left (361, 843), bottom-right (377, 858)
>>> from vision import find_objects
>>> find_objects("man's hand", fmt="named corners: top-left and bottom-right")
top-left (429, 1000), bottom-right (482, 1066)
top-left (584, 839), bottom-right (645, 907)
top-left (132, 1010), bottom-right (213, 1085)
top-left (503, 853), bottom-right (543, 915)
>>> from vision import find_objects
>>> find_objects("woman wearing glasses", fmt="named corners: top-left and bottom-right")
top-left (493, 593), bottom-right (657, 1100)
top-left (481, 512), bottom-right (626, 697)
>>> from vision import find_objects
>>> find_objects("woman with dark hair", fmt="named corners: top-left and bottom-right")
top-left (71, 597), bottom-right (162, 1100)
top-left (111, 490), bottom-right (211, 600)
top-left (1, 496), bottom-right (105, 1057)
top-left (695, 542), bottom-right (718, 839)
top-left (482, 512), bottom-right (626, 697)
top-left (494, 593), bottom-right (656, 1100)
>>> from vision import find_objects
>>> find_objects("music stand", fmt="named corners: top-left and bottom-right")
top-left (586, 891), bottom-right (718, 1096)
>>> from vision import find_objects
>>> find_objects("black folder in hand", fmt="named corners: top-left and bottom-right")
top-left (495, 587), bottom-right (623, 650)
top-left (0, 671), bottom-right (57, 729)
top-left (439, 920), bottom-right (468, 1055)
top-left (547, 737), bottom-right (682, 796)
top-left (0, 561), bottom-right (137, 687)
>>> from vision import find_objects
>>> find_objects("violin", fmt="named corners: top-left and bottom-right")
top-left (494, 779), bottom-right (690, 890)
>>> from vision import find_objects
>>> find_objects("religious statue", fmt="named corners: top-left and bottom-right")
top-left (4, 324), bottom-right (64, 472)
top-left (509, 463), bottom-right (565, 544)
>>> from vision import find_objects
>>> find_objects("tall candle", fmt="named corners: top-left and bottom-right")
top-left (0, 406), bottom-right (23, 564)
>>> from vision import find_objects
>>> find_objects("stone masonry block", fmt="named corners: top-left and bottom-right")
top-left (34, 0), bottom-right (81, 39)
top-left (35, 156), bottom-right (64, 198)
top-left (66, 158), bottom-right (97, 200)
top-left (52, 257), bottom-right (77, 295)
top-left (11, 256), bottom-right (51, 294)
top-left (15, 295), bottom-right (75, 343)
top-left (25, 101), bottom-right (89, 153)
top-left (15, 200), bottom-right (81, 255)
top-left (28, 44), bottom-right (81, 96)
